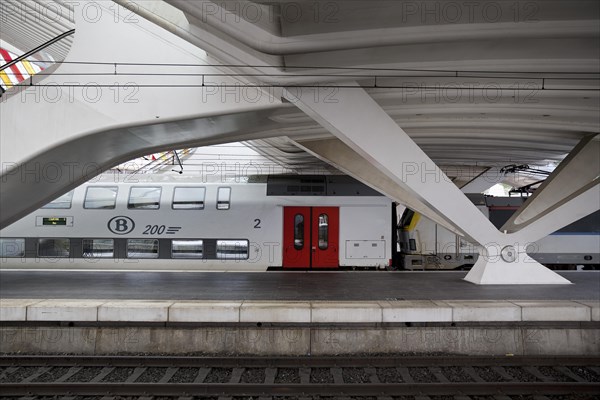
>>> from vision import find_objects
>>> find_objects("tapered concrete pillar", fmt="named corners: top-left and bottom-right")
top-left (460, 167), bottom-right (505, 194)
top-left (283, 83), bottom-right (577, 284)
top-left (295, 137), bottom-right (464, 236)
top-left (465, 244), bottom-right (573, 284)
top-left (465, 136), bottom-right (599, 284)
top-left (502, 134), bottom-right (600, 235)
top-left (464, 186), bottom-right (598, 284)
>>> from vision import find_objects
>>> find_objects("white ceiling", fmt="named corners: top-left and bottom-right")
top-left (4, 0), bottom-right (599, 187)
top-left (158, 0), bottom-right (599, 185)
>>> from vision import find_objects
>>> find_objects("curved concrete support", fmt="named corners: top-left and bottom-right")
top-left (0, 1), bottom-right (285, 228)
top-left (0, 109), bottom-right (284, 229)
top-left (464, 245), bottom-right (572, 285)
top-left (0, 1), bottom-right (282, 166)
top-left (502, 134), bottom-right (600, 233)
top-left (511, 180), bottom-right (600, 243)
top-left (285, 83), bottom-right (571, 284)
top-left (460, 166), bottom-right (505, 194)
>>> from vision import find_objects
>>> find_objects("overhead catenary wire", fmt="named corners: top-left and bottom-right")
top-left (6, 60), bottom-right (596, 90)
top-left (7, 83), bottom-right (598, 91)
top-left (11, 59), bottom-right (600, 76)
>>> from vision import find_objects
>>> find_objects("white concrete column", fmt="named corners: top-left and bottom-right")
top-left (512, 182), bottom-right (599, 244)
top-left (284, 84), bottom-right (499, 243)
top-left (464, 180), bottom-right (597, 284)
top-left (503, 134), bottom-right (600, 234)
top-left (460, 166), bottom-right (505, 194)
top-left (294, 137), bottom-right (464, 236)
top-left (0, 1), bottom-right (284, 228)
top-left (284, 83), bottom-right (571, 284)
top-left (464, 244), bottom-right (572, 285)
top-left (466, 135), bottom-right (599, 284)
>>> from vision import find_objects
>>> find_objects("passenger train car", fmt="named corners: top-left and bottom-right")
top-left (399, 195), bottom-right (600, 270)
top-left (2, 173), bottom-right (597, 271)
top-left (0, 175), bottom-right (394, 271)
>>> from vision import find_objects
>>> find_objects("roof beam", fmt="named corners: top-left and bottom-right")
top-left (294, 137), bottom-right (465, 236)
top-left (284, 82), bottom-right (570, 284)
top-left (502, 133), bottom-right (600, 237)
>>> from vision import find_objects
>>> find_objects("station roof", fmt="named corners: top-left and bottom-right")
top-left (3, 0), bottom-right (599, 188)
top-left (157, 0), bottom-right (599, 186)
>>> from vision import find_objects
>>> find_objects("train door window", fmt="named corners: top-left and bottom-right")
top-left (172, 187), bottom-right (205, 210)
top-left (318, 214), bottom-right (329, 250)
top-left (128, 187), bottom-right (161, 210)
top-left (217, 187), bottom-right (231, 210)
top-left (84, 187), bottom-right (118, 209)
top-left (42, 191), bottom-right (74, 209)
top-left (216, 240), bottom-right (248, 259)
top-left (83, 239), bottom-right (114, 258)
top-left (172, 240), bottom-right (203, 258)
top-left (0, 238), bottom-right (25, 257)
top-left (127, 239), bottom-right (159, 258)
top-left (38, 238), bottom-right (70, 258)
top-left (294, 214), bottom-right (304, 250)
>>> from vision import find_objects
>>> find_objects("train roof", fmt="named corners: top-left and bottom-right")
top-left (81, 173), bottom-right (385, 197)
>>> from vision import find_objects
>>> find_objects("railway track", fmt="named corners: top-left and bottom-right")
top-left (1, 355), bottom-right (599, 397)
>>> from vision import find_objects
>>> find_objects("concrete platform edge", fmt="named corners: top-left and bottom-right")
top-left (1, 299), bottom-right (598, 323)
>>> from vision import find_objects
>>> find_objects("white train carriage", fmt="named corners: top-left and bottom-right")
top-left (399, 195), bottom-right (600, 270)
top-left (0, 175), bottom-right (393, 271)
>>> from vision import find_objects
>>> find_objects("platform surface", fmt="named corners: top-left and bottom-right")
top-left (2, 271), bottom-right (599, 329)
top-left (0, 270), bottom-right (598, 301)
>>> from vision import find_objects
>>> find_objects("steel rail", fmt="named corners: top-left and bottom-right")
top-left (1, 382), bottom-right (599, 396)
top-left (1, 355), bottom-right (599, 368)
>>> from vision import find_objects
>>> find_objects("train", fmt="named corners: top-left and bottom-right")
top-left (0, 174), bottom-right (394, 271)
top-left (399, 194), bottom-right (600, 270)
top-left (1, 174), bottom-right (598, 271)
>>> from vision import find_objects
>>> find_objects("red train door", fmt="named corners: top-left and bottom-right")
top-left (283, 206), bottom-right (339, 269)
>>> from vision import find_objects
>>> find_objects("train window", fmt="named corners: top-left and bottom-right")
top-left (0, 238), bottom-right (25, 257)
top-left (217, 187), bottom-right (231, 210)
top-left (83, 239), bottom-right (114, 258)
top-left (37, 238), bottom-right (70, 258)
top-left (128, 187), bottom-right (161, 210)
top-left (400, 209), bottom-right (415, 228)
top-left (318, 214), bottom-right (329, 250)
top-left (172, 187), bottom-right (205, 210)
top-left (409, 239), bottom-right (417, 251)
top-left (84, 187), bottom-right (118, 209)
top-left (294, 214), bottom-right (304, 250)
top-left (42, 191), bottom-right (74, 209)
top-left (127, 239), bottom-right (159, 258)
top-left (216, 240), bottom-right (248, 259)
top-left (172, 240), bottom-right (204, 258)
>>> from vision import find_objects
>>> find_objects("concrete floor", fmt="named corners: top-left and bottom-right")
top-left (0, 270), bottom-right (598, 301)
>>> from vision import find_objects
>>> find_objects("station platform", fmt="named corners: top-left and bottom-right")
top-left (1, 270), bottom-right (599, 301)
top-left (1, 271), bottom-right (598, 356)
